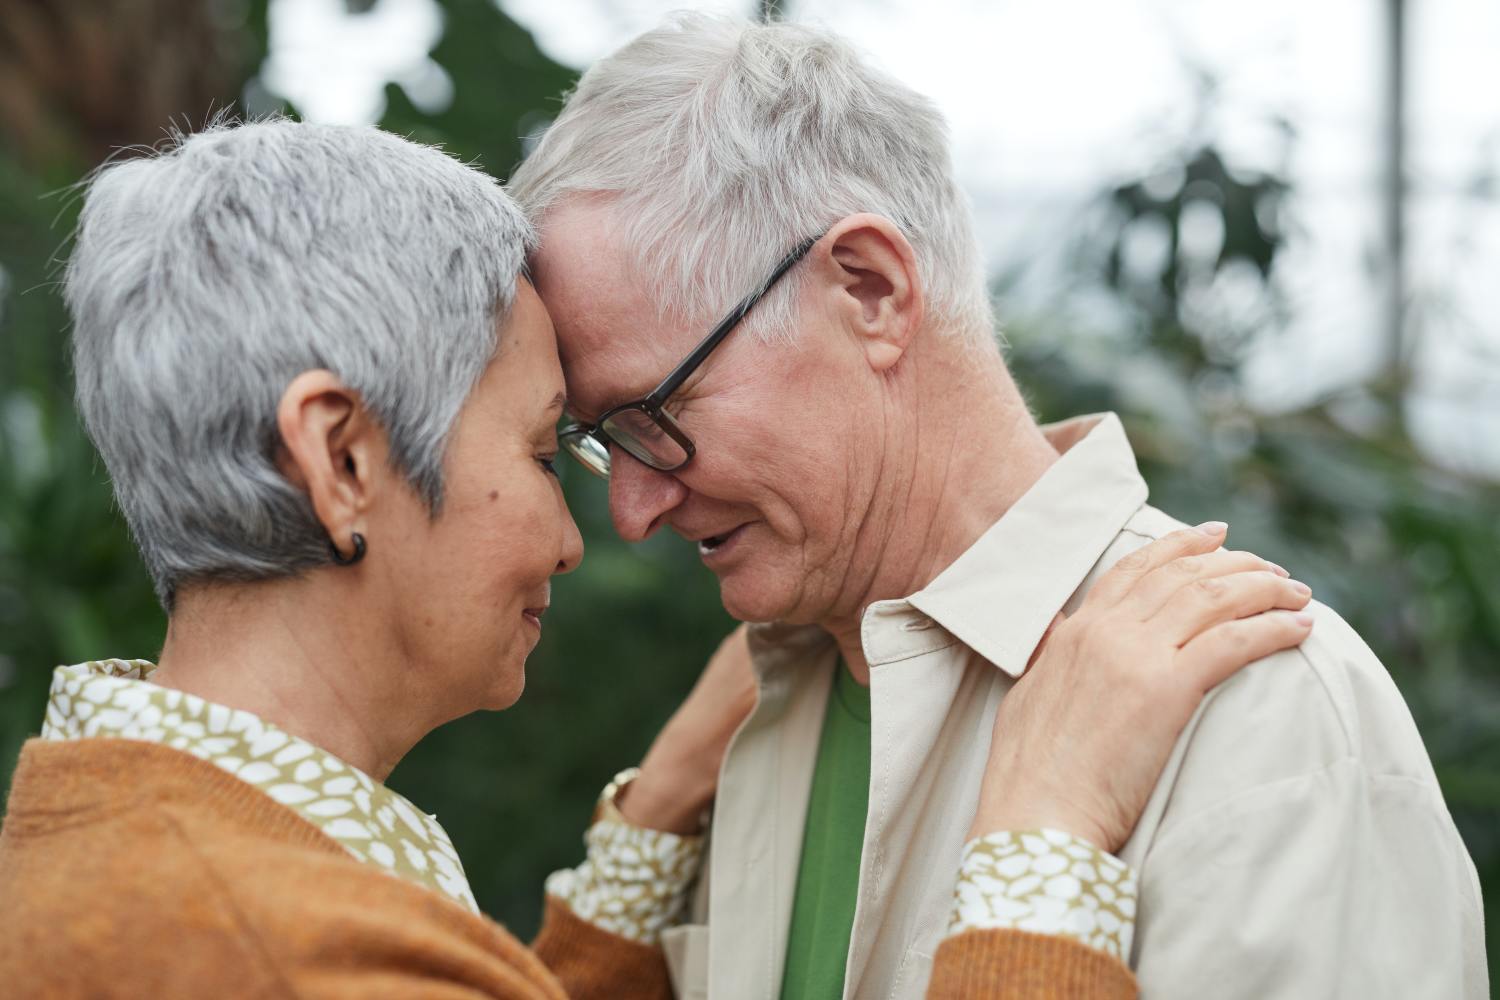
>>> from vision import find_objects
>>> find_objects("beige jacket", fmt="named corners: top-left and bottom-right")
top-left (662, 413), bottom-right (1486, 1000)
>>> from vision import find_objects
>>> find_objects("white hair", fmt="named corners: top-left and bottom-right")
top-left (64, 119), bottom-right (533, 607)
top-left (510, 13), bottom-right (995, 347)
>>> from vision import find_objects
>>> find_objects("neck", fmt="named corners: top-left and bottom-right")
top-left (823, 343), bottom-right (1058, 685)
top-left (152, 577), bottom-right (428, 782)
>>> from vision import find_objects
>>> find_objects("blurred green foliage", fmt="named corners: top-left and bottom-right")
top-left (1, 0), bottom-right (1495, 980)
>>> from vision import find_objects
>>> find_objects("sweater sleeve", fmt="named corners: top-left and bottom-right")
top-left (927, 928), bottom-right (1138, 999)
top-left (530, 786), bottom-right (692, 998)
top-left (532, 896), bottom-right (675, 1000)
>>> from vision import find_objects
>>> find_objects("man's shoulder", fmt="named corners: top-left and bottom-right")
top-left (1102, 506), bottom-right (1443, 831)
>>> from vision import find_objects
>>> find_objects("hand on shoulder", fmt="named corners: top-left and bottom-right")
top-left (969, 522), bottom-right (1313, 852)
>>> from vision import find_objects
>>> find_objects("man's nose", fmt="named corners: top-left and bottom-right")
top-left (608, 450), bottom-right (688, 542)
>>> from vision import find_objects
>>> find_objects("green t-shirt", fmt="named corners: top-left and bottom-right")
top-left (778, 662), bottom-right (872, 1000)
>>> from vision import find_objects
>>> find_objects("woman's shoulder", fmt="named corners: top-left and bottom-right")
top-left (0, 737), bottom-right (322, 993)
top-left (1, 737), bottom-right (565, 998)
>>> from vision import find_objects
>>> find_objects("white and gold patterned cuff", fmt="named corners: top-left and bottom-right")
top-left (543, 776), bottom-right (706, 945)
top-left (947, 829), bottom-right (1138, 961)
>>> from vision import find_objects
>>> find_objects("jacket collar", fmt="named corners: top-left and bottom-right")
top-left (904, 412), bottom-right (1149, 677)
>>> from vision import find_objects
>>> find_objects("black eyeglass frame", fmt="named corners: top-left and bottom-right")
top-left (559, 232), bottom-right (823, 476)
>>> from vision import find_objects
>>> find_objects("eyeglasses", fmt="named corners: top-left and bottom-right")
top-left (559, 233), bottom-right (822, 478)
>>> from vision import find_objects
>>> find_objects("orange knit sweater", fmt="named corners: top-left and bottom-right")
top-left (0, 738), bottom-right (1136, 998)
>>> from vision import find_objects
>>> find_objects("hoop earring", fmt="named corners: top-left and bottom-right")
top-left (330, 532), bottom-right (366, 566)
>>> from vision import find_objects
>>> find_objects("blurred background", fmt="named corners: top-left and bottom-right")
top-left (1, 0), bottom-right (1496, 976)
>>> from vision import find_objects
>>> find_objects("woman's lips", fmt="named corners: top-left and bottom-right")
top-left (522, 607), bottom-right (546, 630)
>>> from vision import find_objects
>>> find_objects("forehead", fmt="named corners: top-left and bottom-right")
top-left (530, 200), bottom-right (700, 418)
top-left (484, 278), bottom-right (564, 409)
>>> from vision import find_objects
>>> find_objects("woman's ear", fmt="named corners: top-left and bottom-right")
top-left (818, 213), bottom-right (925, 372)
top-left (275, 370), bottom-right (380, 555)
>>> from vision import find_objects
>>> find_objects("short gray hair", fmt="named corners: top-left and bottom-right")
top-left (510, 13), bottom-right (994, 347)
top-left (65, 119), bottom-right (532, 607)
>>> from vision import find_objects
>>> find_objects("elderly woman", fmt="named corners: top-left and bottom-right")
top-left (0, 120), bottom-right (1311, 998)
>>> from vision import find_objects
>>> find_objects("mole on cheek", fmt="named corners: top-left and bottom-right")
top-left (488, 490), bottom-right (499, 501)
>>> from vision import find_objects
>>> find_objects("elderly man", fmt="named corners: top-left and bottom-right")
top-left (512, 14), bottom-right (1487, 1000)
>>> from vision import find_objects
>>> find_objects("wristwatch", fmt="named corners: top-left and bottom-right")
top-left (594, 766), bottom-right (642, 825)
top-left (593, 766), bottom-right (712, 833)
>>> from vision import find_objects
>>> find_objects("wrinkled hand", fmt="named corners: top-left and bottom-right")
top-left (969, 522), bottom-right (1314, 853)
top-left (617, 624), bottom-right (758, 835)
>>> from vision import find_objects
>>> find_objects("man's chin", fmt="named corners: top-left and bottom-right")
top-left (715, 575), bottom-right (797, 625)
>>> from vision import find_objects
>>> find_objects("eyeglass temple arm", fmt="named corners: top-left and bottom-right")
top-left (642, 234), bottom-right (822, 411)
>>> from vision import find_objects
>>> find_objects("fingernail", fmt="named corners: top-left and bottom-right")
top-left (1195, 521), bottom-right (1228, 536)
top-left (1292, 611), bottom-right (1315, 627)
top-left (1292, 581), bottom-right (1312, 596)
top-left (1269, 562), bottom-right (1290, 577)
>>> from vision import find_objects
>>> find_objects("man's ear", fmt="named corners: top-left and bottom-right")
top-left (819, 213), bottom-right (925, 372)
top-left (275, 370), bottom-right (380, 557)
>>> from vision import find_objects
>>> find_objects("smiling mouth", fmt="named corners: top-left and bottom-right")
top-left (697, 525), bottom-right (748, 559)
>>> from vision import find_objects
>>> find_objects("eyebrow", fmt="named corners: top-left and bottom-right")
top-left (563, 376), bottom-right (665, 427)
top-left (545, 391), bottom-right (567, 414)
